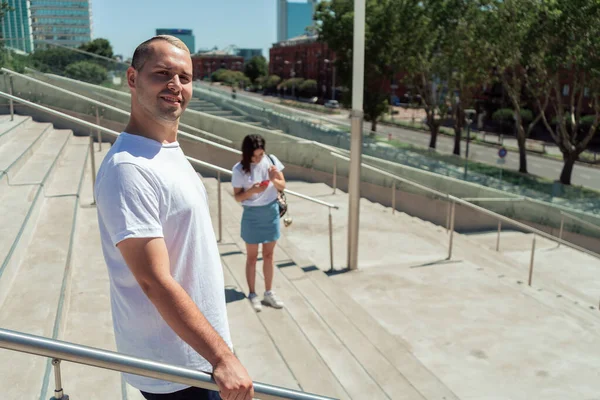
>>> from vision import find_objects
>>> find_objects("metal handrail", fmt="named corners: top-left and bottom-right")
top-left (330, 152), bottom-right (448, 198)
top-left (1, 67), bottom-right (233, 146)
top-left (0, 328), bottom-right (336, 400)
top-left (332, 148), bottom-right (600, 290)
top-left (0, 90), bottom-right (339, 269)
top-left (560, 211), bottom-right (600, 234)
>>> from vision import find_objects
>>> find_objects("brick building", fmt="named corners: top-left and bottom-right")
top-left (191, 51), bottom-right (244, 81)
top-left (269, 35), bottom-right (339, 100)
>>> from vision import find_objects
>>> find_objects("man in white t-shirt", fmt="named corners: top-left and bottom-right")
top-left (94, 35), bottom-right (253, 400)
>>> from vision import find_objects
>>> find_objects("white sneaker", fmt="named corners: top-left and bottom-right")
top-left (248, 293), bottom-right (262, 312)
top-left (263, 291), bottom-right (284, 309)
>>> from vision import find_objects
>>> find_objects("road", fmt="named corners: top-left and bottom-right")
top-left (197, 82), bottom-right (600, 191)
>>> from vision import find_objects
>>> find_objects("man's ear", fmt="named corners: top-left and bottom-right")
top-left (127, 66), bottom-right (137, 89)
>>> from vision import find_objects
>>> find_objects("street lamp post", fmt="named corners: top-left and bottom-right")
top-left (347, 0), bottom-right (366, 271)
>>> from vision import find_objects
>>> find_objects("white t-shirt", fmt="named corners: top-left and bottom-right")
top-left (94, 132), bottom-right (232, 394)
top-left (231, 154), bottom-right (285, 207)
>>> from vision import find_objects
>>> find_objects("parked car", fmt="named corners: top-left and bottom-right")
top-left (324, 100), bottom-right (340, 109)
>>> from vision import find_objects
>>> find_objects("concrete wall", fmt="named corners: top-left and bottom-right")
top-left (3, 71), bottom-right (599, 251)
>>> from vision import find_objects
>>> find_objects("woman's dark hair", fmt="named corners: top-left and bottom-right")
top-left (241, 134), bottom-right (266, 173)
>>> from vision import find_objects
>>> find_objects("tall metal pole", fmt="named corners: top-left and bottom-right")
top-left (347, 0), bottom-right (366, 271)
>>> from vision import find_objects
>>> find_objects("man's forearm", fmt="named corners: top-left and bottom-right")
top-left (144, 276), bottom-right (232, 367)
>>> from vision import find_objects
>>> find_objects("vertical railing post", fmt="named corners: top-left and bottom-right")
top-left (391, 181), bottom-right (396, 214)
top-left (446, 196), bottom-right (451, 233)
top-left (328, 208), bottom-right (334, 271)
top-left (496, 220), bottom-right (502, 251)
top-left (8, 75), bottom-right (15, 121)
top-left (217, 171), bottom-right (222, 243)
top-left (333, 161), bottom-right (337, 194)
top-left (95, 106), bottom-right (102, 152)
top-left (89, 130), bottom-right (96, 205)
top-left (50, 358), bottom-right (69, 399)
top-left (558, 214), bottom-right (565, 248)
top-left (528, 235), bottom-right (536, 286)
top-left (447, 200), bottom-right (456, 260)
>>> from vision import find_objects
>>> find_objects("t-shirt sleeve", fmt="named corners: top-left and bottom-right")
top-left (272, 155), bottom-right (285, 171)
top-left (96, 163), bottom-right (164, 247)
top-left (231, 165), bottom-right (244, 188)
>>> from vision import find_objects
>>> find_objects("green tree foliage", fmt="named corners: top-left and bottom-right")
top-left (64, 61), bottom-right (108, 84)
top-left (244, 56), bottom-right (268, 84)
top-left (315, 0), bottom-right (403, 132)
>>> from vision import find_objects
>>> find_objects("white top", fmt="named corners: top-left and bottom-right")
top-left (231, 154), bottom-right (285, 207)
top-left (95, 132), bottom-right (232, 394)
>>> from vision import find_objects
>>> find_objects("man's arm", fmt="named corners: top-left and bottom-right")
top-left (117, 237), bottom-right (253, 400)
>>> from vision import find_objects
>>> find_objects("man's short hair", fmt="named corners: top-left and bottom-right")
top-left (131, 35), bottom-right (190, 71)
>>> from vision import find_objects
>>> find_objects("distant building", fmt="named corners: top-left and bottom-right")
top-left (237, 48), bottom-right (263, 63)
top-left (156, 28), bottom-right (195, 53)
top-left (1, 0), bottom-right (93, 53)
top-left (277, 0), bottom-right (316, 42)
top-left (192, 50), bottom-right (244, 80)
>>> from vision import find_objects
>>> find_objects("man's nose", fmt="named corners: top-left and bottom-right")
top-left (167, 75), bottom-right (182, 92)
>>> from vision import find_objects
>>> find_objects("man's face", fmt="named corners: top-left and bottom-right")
top-left (128, 41), bottom-right (193, 122)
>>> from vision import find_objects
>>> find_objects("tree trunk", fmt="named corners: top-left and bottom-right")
top-left (371, 119), bottom-right (377, 132)
top-left (518, 136), bottom-right (528, 174)
top-left (516, 125), bottom-right (528, 174)
top-left (560, 153), bottom-right (578, 185)
top-left (453, 127), bottom-right (462, 156)
top-left (429, 123), bottom-right (439, 149)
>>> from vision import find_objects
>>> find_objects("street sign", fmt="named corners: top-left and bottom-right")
top-left (496, 158), bottom-right (506, 165)
top-left (498, 147), bottom-right (508, 159)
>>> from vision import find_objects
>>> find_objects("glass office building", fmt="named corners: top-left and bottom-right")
top-left (156, 29), bottom-right (195, 54)
top-left (277, 0), bottom-right (316, 42)
top-left (1, 0), bottom-right (92, 53)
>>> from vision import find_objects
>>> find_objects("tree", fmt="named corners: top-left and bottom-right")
top-left (315, 0), bottom-right (404, 132)
top-left (244, 55), bottom-right (268, 84)
top-left (482, 0), bottom-right (542, 173)
top-left (300, 79), bottom-right (318, 97)
top-left (65, 61), bottom-right (108, 84)
top-left (79, 38), bottom-right (114, 59)
top-left (31, 47), bottom-right (82, 73)
top-left (394, 0), bottom-right (492, 150)
top-left (527, 0), bottom-right (600, 185)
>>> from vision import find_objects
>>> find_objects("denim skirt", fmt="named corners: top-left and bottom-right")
top-left (241, 200), bottom-right (281, 244)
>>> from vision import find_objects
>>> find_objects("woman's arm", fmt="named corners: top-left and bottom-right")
top-left (233, 184), bottom-right (266, 202)
top-left (269, 166), bottom-right (286, 192)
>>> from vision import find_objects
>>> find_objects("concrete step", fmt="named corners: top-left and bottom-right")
top-left (0, 115), bottom-right (31, 147)
top-left (43, 147), bottom-right (127, 400)
top-left (205, 181), bottom-right (351, 399)
top-left (9, 129), bottom-right (72, 185)
top-left (205, 177), bottom-right (431, 399)
top-left (0, 131), bottom-right (88, 400)
top-left (0, 121), bottom-right (52, 182)
top-left (219, 242), bottom-right (302, 392)
top-left (0, 128), bottom-right (76, 310)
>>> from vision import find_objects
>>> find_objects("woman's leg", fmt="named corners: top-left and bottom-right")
top-left (261, 241), bottom-right (277, 292)
top-left (262, 241), bottom-right (284, 309)
top-left (245, 243), bottom-right (259, 294)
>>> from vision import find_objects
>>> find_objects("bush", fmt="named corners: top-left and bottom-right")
top-left (299, 79), bottom-right (317, 97)
top-left (492, 108), bottom-right (533, 133)
top-left (64, 61), bottom-right (108, 84)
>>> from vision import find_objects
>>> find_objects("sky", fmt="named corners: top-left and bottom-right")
top-left (92, 0), bottom-right (309, 61)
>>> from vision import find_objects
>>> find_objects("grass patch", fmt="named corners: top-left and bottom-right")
top-left (278, 99), bottom-right (341, 115)
top-left (376, 137), bottom-right (600, 200)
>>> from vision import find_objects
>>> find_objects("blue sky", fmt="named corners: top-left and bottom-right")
top-left (91, 0), bottom-right (307, 60)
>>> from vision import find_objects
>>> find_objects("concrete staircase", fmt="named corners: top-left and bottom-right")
top-left (187, 98), bottom-right (267, 128)
top-left (249, 180), bottom-right (600, 400)
top-left (2, 113), bottom-right (599, 400)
